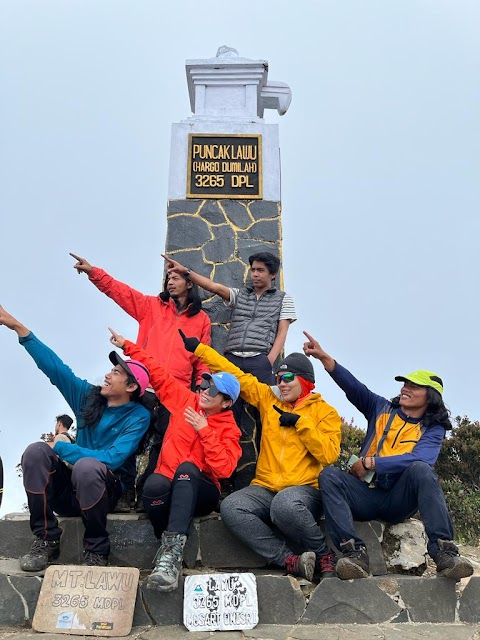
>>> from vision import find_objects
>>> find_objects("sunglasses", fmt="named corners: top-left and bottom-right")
top-left (199, 379), bottom-right (231, 401)
top-left (276, 373), bottom-right (296, 384)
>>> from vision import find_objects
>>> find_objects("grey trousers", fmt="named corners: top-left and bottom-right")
top-left (220, 484), bottom-right (329, 566)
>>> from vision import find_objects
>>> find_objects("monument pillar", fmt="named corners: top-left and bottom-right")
top-left (165, 46), bottom-right (291, 487)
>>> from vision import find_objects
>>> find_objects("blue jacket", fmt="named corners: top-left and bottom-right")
top-left (330, 362), bottom-right (445, 488)
top-left (19, 333), bottom-right (150, 471)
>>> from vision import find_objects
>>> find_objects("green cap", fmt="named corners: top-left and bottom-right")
top-left (395, 370), bottom-right (444, 395)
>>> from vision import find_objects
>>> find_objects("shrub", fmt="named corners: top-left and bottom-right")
top-left (334, 418), bottom-right (366, 471)
top-left (436, 415), bottom-right (480, 544)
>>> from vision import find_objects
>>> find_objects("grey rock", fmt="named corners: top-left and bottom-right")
top-left (132, 586), bottom-right (154, 627)
top-left (166, 215), bottom-right (212, 252)
top-left (183, 526), bottom-right (199, 570)
top-left (213, 261), bottom-right (248, 289)
top-left (0, 574), bottom-right (41, 626)
top-left (198, 200), bottom-right (227, 225)
top-left (203, 225), bottom-right (235, 262)
top-left (256, 575), bottom-right (305, 624)
top-left (301, 577), bottom-right (401, 624)
top-left (458, 576), bottom-right (480, 622)
top-left (141, 575), bottom-right (185, 625)
top-left (170, 249), bottom-right (209, 277)
top-left (394, 575), bottom-right (456, 622)
top-left (198, 516), bottom-right (265, 568)
top-left (167, 199), bottom-right (203, 215)
top-left (237, 240), bottom-right (279, 266)
top-left (108, 517), bottom-right (159, 569)
top-left (249, 201), bottom-right (279, 220)
top-left (222, 201), bottom-right (253, 229)
top-left (237, 220), bottom-right (280, 243)
top-left (383, 520), bottom-right (427, 575)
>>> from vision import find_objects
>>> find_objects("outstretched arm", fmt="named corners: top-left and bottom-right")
top-left (0, 305), bottom-right (31, 337)
top-left (303, 331), bottom-right (336, 372)
top-left (162, 253), bottom-right (230, 301)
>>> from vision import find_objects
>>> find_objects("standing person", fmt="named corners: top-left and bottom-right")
top-left (69, 253), bottom-right (212, 509)
top-left (108, 328), bottom-right (242, 592)
top-left (179, 330), bottom-right (342, 581)
top-left (162, 252), bottom-right (296, 433)
top-left (303, 331), bottom-right (474, 581)
top-left (0, 305), bottom-right (151, 570)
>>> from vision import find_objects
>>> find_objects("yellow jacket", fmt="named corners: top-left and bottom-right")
top-left (195, 344), bottom-right (342, 492)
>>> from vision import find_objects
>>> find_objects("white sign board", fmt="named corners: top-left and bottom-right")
top-left (32, 565), bottom-right (139, 636)
top-left (183, 573), bottom-right (258, 632)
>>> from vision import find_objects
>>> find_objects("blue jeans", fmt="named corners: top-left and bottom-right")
top-left (220, 484), bottom-right (328, 566)
top-left (319, 462), bottom-right (454, 558)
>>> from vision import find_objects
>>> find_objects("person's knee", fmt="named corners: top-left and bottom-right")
top-left (72, 457), bottom-right (105, 486)
top-left (220, 493), bottom-right (243, 528)
top-left (21, 441), bottom-right (51, 469)
top-left (173, 462), bottom-right (200, 480)
top-left (405, 461), bottom-right (436, 484)
top-left (318, 464), bottom-right (343, 489)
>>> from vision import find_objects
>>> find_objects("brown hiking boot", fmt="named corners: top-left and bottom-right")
top-left (336, 539), bottom-right (370, 579)
top-left (20, 538), bottom-right (60, 572)
top-left (285, 551), bottom-right (316, 581)
top-left (434, 540), bottom-right (474, 580)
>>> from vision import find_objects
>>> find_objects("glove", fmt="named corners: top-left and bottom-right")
top-left (273, 405), bottom-right (300, 427)
top-left (178, 329), bottom-right (200, 353)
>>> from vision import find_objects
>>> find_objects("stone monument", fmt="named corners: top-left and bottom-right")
top-left (165, 47), bottom-right (291, 487)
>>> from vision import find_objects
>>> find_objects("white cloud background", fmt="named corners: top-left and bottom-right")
top-left (1, 0), bottom-right (479, 515)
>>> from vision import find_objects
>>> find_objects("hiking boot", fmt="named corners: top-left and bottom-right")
top-left (285, 551), bottom-right (316, 581)
top-left (317, 551), bottom-right (336, 579)
top-left (82, 551), bottom-right (109, 567)
top-left (114, 489), bottom-right (135, 513)
top-left (336, 539), bottom-right (370, 579)
top-left (20, 538), bottom-right (60, 572)
top-left (147, 532), bottom-right (187, 592)
top-left (434, 539), bottom-right (474, 580)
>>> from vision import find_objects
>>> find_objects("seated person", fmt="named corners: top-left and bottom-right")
top-left (303, 331), bottom-right (474, 581)
top-left (109, 328), bottom-right (242, 593)
top-left (179, 329), bottom-right (342, 581)
top-left (0, 305), bottom-right (151, 570)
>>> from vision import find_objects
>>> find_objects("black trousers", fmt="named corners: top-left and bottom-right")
top-left (22, 442), bottom-right (122, 555)
top-left (136, 396), bottom-right (171, 493)
top-left (143, 462), bottom-right (220, 538)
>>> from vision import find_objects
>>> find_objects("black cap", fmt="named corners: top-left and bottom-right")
top-left (276, 352), bottom-right (315, 383)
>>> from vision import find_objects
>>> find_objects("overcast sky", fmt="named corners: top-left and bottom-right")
top-left (1, 0), bottom-right (479, 515)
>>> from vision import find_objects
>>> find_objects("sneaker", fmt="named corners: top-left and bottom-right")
top-left (20, 538), bottom-right (60, 572)
top-left (318, 551), bottom-right (336, 579)
top-left (82, 551), bottom-right (108, 566)
top-left (147, 532), bottom-right (187, 592)
top-left (114, 489), bottom-right (135, 513)
top-left (336, 539), bottom-right (370, 579)
top-left (285, 551), bottom-right (316, 581)
top-left (434, 540), bottom-right (474, 580)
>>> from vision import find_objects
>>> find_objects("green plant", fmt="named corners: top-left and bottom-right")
top-left (334, 418), bottom-right (366, 471)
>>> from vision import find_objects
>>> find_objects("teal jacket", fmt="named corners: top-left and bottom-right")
top-left (19, 332), bottom-right (150, 471)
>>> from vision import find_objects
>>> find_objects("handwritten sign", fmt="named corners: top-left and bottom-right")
top-left (183, 573), bottom-right (258, 632)
top-left (32, 565), bottom-right (139, 636)
top-left (187, 134), bottom-right (262, 199)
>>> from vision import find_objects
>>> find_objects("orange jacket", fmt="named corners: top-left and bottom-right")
top-left (88, 267), bottom-right (211, 387)
top-left (123, 340), bottom-right (242, 488)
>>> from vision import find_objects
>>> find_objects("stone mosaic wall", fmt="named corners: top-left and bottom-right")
top-left (165, 198), bottom-right (282, 488)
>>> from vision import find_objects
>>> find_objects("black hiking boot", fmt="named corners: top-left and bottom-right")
top-left (336, 539), bottom-right (370, 579)
top-left (20, 538), bottom-right (60, 572)
top-left (434, 539), bottom-right (473, 580)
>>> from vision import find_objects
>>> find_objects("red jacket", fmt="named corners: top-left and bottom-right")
top-left (123, 341), bottom-right (242, 488)
top-left (88, 267), bottom-right (211, 387)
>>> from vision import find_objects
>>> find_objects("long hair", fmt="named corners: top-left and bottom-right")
top-left (391, 387), bottom-right (452, 430)
top-left (79, 373), bottom-right (142, 429)
top-left (158, 273), bottom-right (202, 317)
